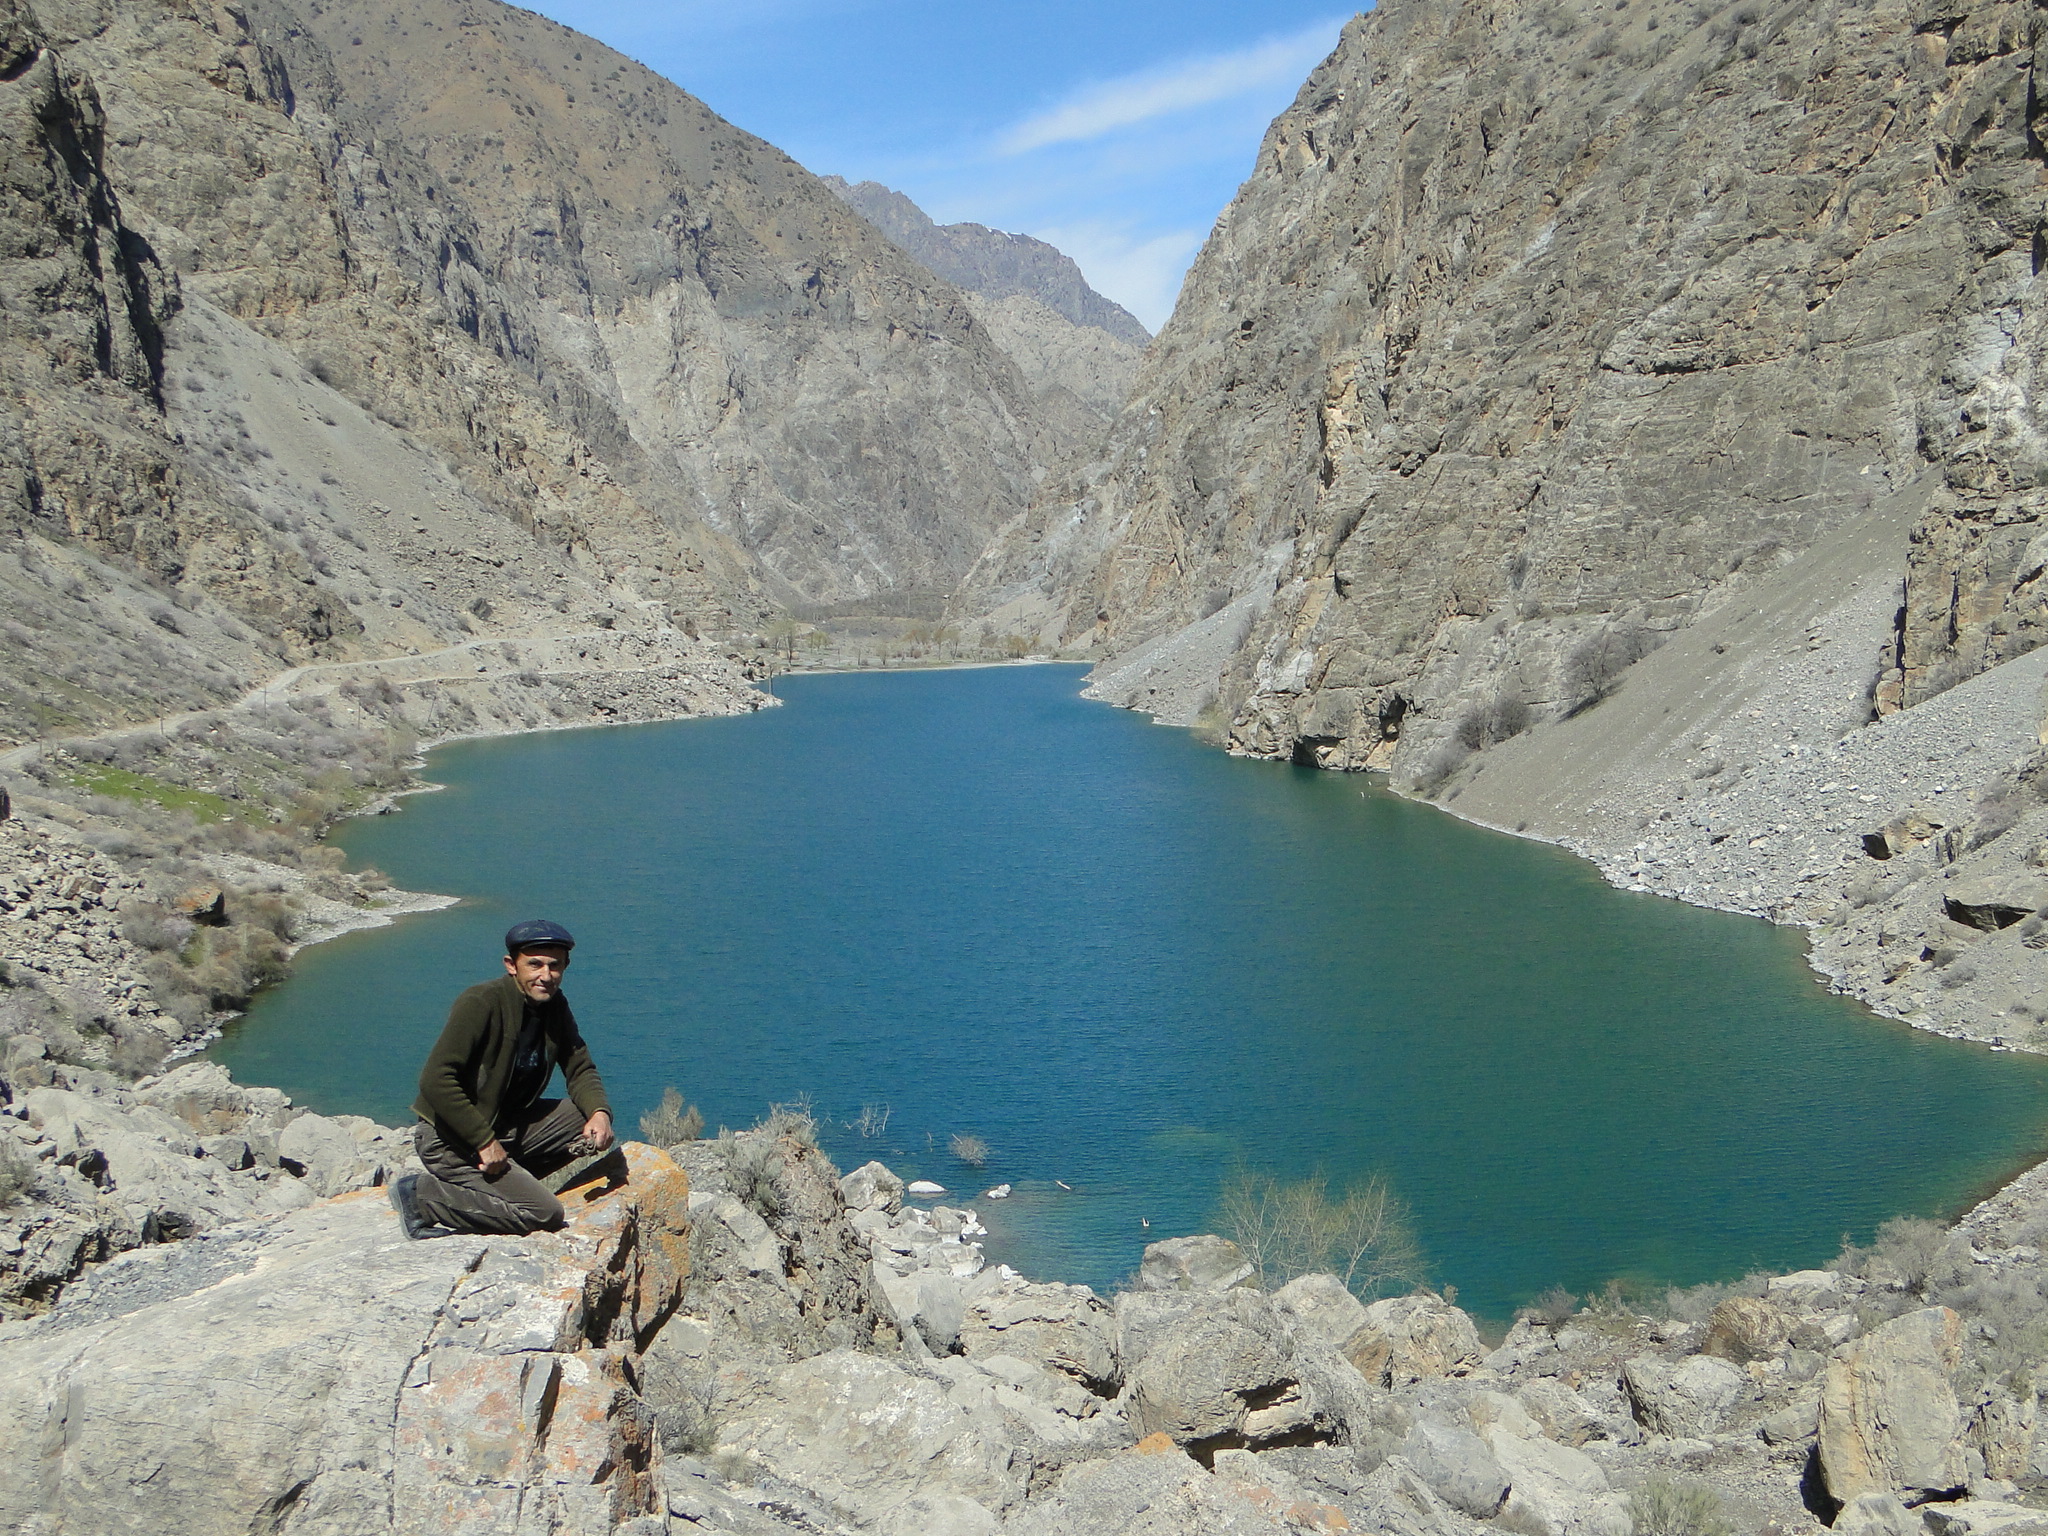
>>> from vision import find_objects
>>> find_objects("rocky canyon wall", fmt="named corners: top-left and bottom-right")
top-left (1, 0), bottom-right (1113, 750)
top-left (971, 0), bottom-right (2048, 766)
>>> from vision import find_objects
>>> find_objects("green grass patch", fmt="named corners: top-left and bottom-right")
top-left (65, 764), bottom-right (253, 823)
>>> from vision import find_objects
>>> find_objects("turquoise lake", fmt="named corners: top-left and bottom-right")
top-left (213, 664), bottom-right (2048, 1322)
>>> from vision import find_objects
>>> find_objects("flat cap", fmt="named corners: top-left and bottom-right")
top-left (503, 918), bottom-right (575, 954)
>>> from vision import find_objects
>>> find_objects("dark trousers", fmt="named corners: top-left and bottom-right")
top-left (412, 1097), bottom-right (586, 1235)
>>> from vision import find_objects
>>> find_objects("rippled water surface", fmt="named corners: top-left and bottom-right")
top-left (214, 664), bottom-right (2048, 1320)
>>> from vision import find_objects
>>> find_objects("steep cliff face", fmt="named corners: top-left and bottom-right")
top-left (973, 0), bottom-right (2048, 774)
top-left (0, 0), bottom-right (320, 741)
top-left (0, 0), bottom-right (1126, 747)
top-left (269, 0), bottom-right (1051, 609)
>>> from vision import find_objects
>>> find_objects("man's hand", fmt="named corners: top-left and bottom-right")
top-left (582, 1111), bottom-right (614, 1152)
top-left (477, 1138), bottom-right (511, 1176)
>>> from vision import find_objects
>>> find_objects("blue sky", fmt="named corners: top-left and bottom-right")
top-left (520, 2), bottom-right (1358, 330)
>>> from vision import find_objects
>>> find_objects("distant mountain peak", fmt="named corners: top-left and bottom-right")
top-left (822, 178), bottom-right (1150, 348)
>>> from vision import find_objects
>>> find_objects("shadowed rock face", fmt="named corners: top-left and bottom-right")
top-left (970, 0), bottom-right (2048, 775)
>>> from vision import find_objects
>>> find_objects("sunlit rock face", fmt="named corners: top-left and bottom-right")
top-left (970, 0), bottom-right (2048, 776)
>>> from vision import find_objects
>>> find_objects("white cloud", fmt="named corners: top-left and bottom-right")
top-left (997, 17), bottom-right (1347, 155)
top-left (1033, 222), bottom-right (1207, 332)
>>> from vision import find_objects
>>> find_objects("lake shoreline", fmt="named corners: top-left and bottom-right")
top-left (216, 667), bottom-right (2048, 1318)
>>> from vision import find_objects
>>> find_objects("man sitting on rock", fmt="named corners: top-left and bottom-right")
top-left (389, 919), bottom-right (615, 1238)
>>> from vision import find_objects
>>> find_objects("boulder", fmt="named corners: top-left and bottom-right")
top-left (1819, 1306), bottom-right (1968, 1505)
top-left (134, 1061), bottom-right (288, 1133)
top-left (1834, 1492), bottom-right (1923, 1536)
top-left (1921, 1503), bottom-right (2048, 1536)
top-left (1133, 1234), bottom-right (1253, 1292)
top-left (1122, 1291), bottom-right (1293, 1448)
top-left (1004, 1440), bottom-right (1304, 1536)
top-left (712, 1350), bottom-right (1033, 1524)
top-left (1700, 1296), bottom-right (1792, 1362)
top-left (1767, 1269), bottom-right (1847, 1309)
top-left (173, 886), bottom-right (228, 926)
top-left (876, 1264), bottom-right (966, 1354)
top-left (841, 1160), bottom-right (905, 1215)
top-left (1273, 1272), bottom-right (1370, 1351)
top-left (1120, 1289), bottom-right (1374, 1454)
top-left (1621, 1354), bottom-right (1745, 1438)
top-left (0, 1142), bottom-right (691, 1534)
top-left (1469, 1391), bottom-right (1627, 1536)
top-left (1973, 1385), bottom-right (2040, 1484)
top-left (1760, 1394), bottom-right (1822, 1446)
top-left (1349, 1295), bottom-right (1484, 1386)
top-left (957, 1277), bottom-right (1118, 1392)
top-left (907, 1180), bottom-right (946, 1195)
top-left (1518, 1377), bottom-right (1613, 1447)
top-left (1943, 876), bottom-right (2048, 932)
top-left (1399, 1416), bottom-right (1509, 1517)
top-left (276, 1111), bottom-right (382, 1199)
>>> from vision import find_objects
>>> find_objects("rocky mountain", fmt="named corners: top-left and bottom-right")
top-left (825, 177), bottom-right (1148, 450)
top-left (0, 0), bottom-right (1125, 753)
top-left (966, 0), bottom-right (2048, 1044)
top-left (825, 178), bottom-right (1151, 347)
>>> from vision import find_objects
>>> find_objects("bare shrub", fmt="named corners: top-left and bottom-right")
top-left (1833, 1216), bottom-right (1957, 1294)
top-left (1969, 789), bottom-right (2026, 851)
top-left (763, 1095), bottom-right (817, 1148)
top-left (722, 1134), bottom-right (787, 1220)
top-left (852, 1103), bottom-right (892, 1139)
top-left (1411, 739), bottom-right (1472, 794)
top-left (108, 1024), bottom-right (168, 1079)
top-left (950, 1133), bottom-right (991, 1168)
top-left (1560, 621), bottom-right (1658, 715)
top-left (639, 1086), bottom-right (704, 1146)
top-left (1627, 1475), bottom-right (1736, 1536)
top-left (120, 903), bottom-right (195, 954)
top-left (1519, 1286), bottom-right (1579, 1328)
top-left (1216, 1168), bottom-right (1422, 1298)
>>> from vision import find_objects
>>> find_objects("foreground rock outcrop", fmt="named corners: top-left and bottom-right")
top-left (7, 1089), bottom-right (2048, 1535)
top-left (0, 1140), bottom-right (691, 1534)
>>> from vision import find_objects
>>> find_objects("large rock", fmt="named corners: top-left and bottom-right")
top-left (1120, 1289), bottom-right (1376, 1454)
top-left (1819, 1306), bottom-right (1969, 1505)
top-left (0, 1141), bottom-right (691, 1534)
top-left (1621, 1354), bottom-right (1746, 1438)
top-left (1272, 1272), bottom-right (1371, 1350)
top-left (1398, 1416), bottom-right (1509, 1518)
top-left (1468, 1391), bottom-right (1628, 1536)
top-left (957, 1276), bottom-right (1119, 1393)
top-left (712, 1351), bottom-right (1034, 1525)
top-left (1348, 1295), bottom-right (1484, 1386)
top-left (1133, 1234), bottom-right (1254, 1292)
top-left (1003, 1440), bottom-right (1307, 1536)
top-left (275, 1110), bottom-right (387, 1199)
top-left (1943, 875), bottom-right (2048, 932)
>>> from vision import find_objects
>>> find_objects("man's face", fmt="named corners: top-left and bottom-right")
top-left (504, 945), bottom-right (570, 1001)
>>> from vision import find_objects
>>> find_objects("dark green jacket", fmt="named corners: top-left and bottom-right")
top-left (413, 975), bottom-right (611, 1153)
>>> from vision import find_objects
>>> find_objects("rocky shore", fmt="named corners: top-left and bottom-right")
top-left (4, 1087), bottom-right (2047, 1536)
